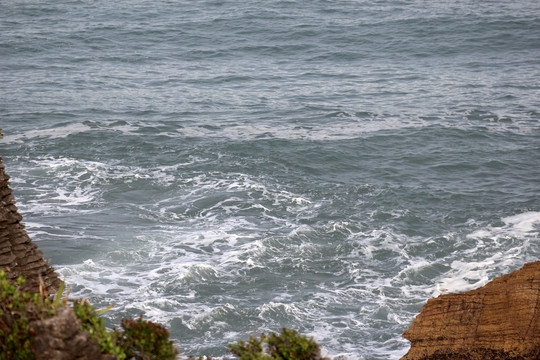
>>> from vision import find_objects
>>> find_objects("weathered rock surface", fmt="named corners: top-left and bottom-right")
top-left (0, 155), bottom-right (62, 293)
top-left (402, 261), bottom-right (540, 360)
top-left (30, 306), bottom-right (116, 360)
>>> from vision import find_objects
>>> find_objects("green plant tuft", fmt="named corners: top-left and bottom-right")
top-left (0, 270), bottom-right (57, 360)
top-left (228, 335), bottom-right (272, 360)
top-left (116, 315), bottom-right (179, 360)
top-left (227, 328), bottom-right (328, 360)
top-left (72, 299), bottom-right (126, 360)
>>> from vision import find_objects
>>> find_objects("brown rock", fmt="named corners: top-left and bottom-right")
top-left (30, 306), bottom-right (116, 360)
top-left (0, 155), bottom-right (62, 293)
top-left (402, 261), bottom-right (540, 360)
top-left (0, 253), bottom-right (16, 266)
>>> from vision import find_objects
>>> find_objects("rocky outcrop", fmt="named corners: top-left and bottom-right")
top-left (0, 155), bottom-right (62, 293)
top-left (402, 261), bottom-right (540, 360)
top-left (30, 306), bottom-right (116, 360)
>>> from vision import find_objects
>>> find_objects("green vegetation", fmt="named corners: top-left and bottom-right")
top-left (116, 316), bottom-right (178, 360)
top-left (1, 271), bottom-right (326, 360)
top-left (188, 329), bottom-right (328, 360)
top-left (227, 328), bottom-right (328, 360)
top-left (0, 271), bottom-right (177, 360)
top-left (0, 272), bottom-right (59, 360)
top-left (72, 299), bottom-right (126, 359)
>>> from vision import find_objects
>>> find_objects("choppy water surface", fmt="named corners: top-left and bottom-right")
top-left (1, 0), bottom-right (540, 358)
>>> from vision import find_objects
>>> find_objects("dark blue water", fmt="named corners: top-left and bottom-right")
top-left (1, 1), bottom-right (540, 358)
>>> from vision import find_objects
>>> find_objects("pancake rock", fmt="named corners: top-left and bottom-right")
top-left (401, 261), bottom-right (540, 360)
top-left (0, 155), bottom-right (62, 293)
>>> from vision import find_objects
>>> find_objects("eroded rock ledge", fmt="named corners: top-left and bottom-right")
top-left (402, 261), bottom-right (540, 360)
top-left (0, 156), bottom-right (62, 293)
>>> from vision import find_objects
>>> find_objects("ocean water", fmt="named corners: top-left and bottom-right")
top-left (1, 0), bottom-right (540, 358)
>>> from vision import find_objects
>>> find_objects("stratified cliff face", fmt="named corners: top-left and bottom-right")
top-left (402, 261), bottom-right (540, 360)
top-left (0, 156), bottom-right (62, 293)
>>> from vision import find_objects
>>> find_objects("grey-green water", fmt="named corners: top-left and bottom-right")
top-left (1, 0), bottom-right (540, 358)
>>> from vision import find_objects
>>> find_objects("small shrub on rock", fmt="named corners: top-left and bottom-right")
top-left (228, 328), bottom-right (328, 360)
top-left (116, 315), bottom-right (179, 360)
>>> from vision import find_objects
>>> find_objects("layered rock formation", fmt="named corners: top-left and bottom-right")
top-left (402, 261), bottom-right (540, 360)
top-left (0, 155), bottom-right (62, 293)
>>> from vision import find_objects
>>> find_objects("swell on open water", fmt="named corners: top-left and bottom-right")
top-left (1, 0), bottom-right (540, 358)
